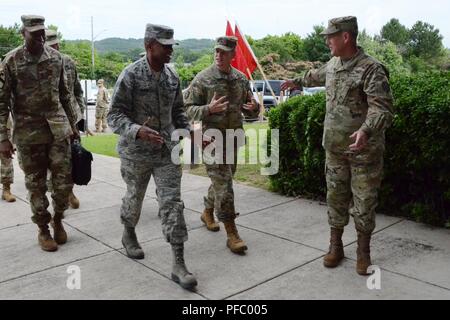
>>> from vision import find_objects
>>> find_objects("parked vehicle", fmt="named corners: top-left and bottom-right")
top-left (250, 80), bottom-right (289, 112)
top-left (80, 80), bottom-right (99, 105)
top-left (303, 86), bottom-right (326, 96)
top-left (288, 86), bottom-right (326, 97)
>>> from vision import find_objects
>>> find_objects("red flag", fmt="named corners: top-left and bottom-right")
top-left (226, 20), bottom-right (234, 37)
top-left (225, 21), bottom-right (252, 79)
top-left (234, 23), bottom-right (257, 78)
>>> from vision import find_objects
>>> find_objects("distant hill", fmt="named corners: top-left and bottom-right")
top-left (66, 37), bottom-right (214, 54)
top-left (94, 37), bottom-right (144, 53)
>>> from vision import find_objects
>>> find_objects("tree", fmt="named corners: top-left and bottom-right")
top-left (60, 41), bottom-right (93, 79)
top-left (381, 18), bottom-right (409, 47)
top-left (95, 52), bottom-right (129, 85)
top-left (61, 40), bottom-right (130, 85)
top-left (249, 33), bottom-right (305, 63)
top-left (126, 47), bottom-right (145, 62)
top-left (0, 24), bottom-right (23, 57)
top-left (302, 25), bottom-right (331, 62)
top-left (358, 30), bottom-right (409, 75)
top-left (176, 53), bottom-right (213, 85)
top-left (408, 21), bottom-right (444, 59)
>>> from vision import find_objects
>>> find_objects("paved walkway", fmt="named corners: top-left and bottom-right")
top-left (1, 153), bottom-right (449, 300)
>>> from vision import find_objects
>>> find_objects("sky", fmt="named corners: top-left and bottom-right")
top-left (1, 0), bottom-right (449, 47)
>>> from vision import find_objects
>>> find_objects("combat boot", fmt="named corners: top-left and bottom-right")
top-left (200, 208), bottom-right (220, 232)
top-left (95, 119), bottom-right (102, 132)
top-left (323, 228), bottom-right (345, 268)
top-left (51, 216), bottom-right (67, 245)
top-left (356, 231), bottom-right (372, 276)
top-left (171, 243), bottom-right (197, 290)
top-left (224, 220), bottom-right (248, 254)
top-left (68, 191), bottom-right (80, 209)
top-left (1, 184), bottom-right (16, 203)
top-left (122, 226), bottom-right (145, 259)
top-left (38, 225), bottom-right (58, 252)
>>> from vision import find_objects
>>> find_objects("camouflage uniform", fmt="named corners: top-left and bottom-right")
top-left (96, 81), bottom-right (109, 131)
top-left (0, 116), bottom-right (14, 185)
top-left (45, 30), bottom-right (86, 125)
top-left (45, 30), bottom-right (86, 203)
top-left (184, 39), bottom-right (258, 222)
top-left (0, 20), bottom-right (77, 225)
top-left (62, 54), bottom-right (86, 123)
top-left (293, 28), bottom-right (393, 234)
top-left (107, 53), bottom-right (191, 244)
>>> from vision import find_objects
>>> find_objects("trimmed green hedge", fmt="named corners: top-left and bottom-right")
top-left (268, 71), bottom-right (450, 227)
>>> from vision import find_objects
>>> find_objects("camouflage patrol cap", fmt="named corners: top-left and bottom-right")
top-left (215, 36), bottom-right (238, 52)
top-left (320, 16), bottom-right (358, 36)
top-left (21, 15), bottom-right (46, 33)
top-left (45, 29), bottom-right (59, 46)
top-left (145, 24), bottom-right (178, 45)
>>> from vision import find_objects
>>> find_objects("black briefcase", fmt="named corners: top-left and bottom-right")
top-left (76, 119), bottom-right (86, 132)
top-left (71, 140), bottom-right (93, 186)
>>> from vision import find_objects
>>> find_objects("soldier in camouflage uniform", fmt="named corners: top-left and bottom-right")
top-left (282, 16), bottom-right (394, 275)
top-left (45, 29), bottom-right (85, 210)
top-left (107, 24), bottom-right (197, 290)
top-left (95, 79), bottom-right (109, 132)
top-left (0, 114), bottom-right (16, 203)
top-left (184, 36), bottom-right (259, 254)
top-left (0, 15), bottom-right (79, 252)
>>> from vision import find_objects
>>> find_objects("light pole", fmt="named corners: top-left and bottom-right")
top-left (91, 16), bottom-right (94, 79)
top-left (90, 16), bottom-right (107, 80)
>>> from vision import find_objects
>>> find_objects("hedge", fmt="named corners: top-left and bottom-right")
top-left (268, 71), bottom-right (450, 227)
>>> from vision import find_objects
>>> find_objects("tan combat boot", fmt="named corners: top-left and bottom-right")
top-left (51, 216), bottom-right (67, 245)
top-left (200, 208), bottom-right (220, 232)
top-left (1, 184), bottom-right (16, 203)
top-left (323, 228), bottom-right (345, 268)
top-left (356, 231), bottom-right (372, 276)
top-left (224, 220), bottom-right (248, 254)
top-left (38, 225), bottom-right (58, 252)
top-left (68, 191), bottom-right (80, 209)
top-left (95, 119), bottom-right (102, 132)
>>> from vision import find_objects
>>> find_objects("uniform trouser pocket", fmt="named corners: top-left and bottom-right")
top-left (325, 151), bottom-right (352, 229)
top-left (205, 163), bottom-right (236, 222)
top-left (17, 140), bottom-right (71, 225)
top-left (120, 158), bottom-right (152, 227)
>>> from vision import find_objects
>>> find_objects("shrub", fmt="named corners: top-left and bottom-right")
top-left (268, 71), bottom-right (450, 226)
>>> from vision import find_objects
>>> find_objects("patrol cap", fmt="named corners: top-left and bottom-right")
top-left (21, 15), bottom-right (46, 33)
top-left (320, 16), bottom-right (358, 36)
top-left (97, 79), bottom-right (104, 85)
top-left (45, 29), bottom-right (59, 46)
top-left (145, 24), bottom-right (178, 45)
top-left (215, 36), bottom-right (238, 52)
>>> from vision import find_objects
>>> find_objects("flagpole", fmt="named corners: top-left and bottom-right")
top-left (247, 68), bottom-right (265, 122)
top-left (236, 22), bottom-right (279, 106)
top-left (255, 59), bottom-right (279, 106)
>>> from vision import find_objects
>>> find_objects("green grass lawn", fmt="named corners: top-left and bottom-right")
top-left (81, 134), bottom-right (119, 158)
top-left (188, 122), bottom-right (271, 190)
top-left (81, 121), bottom-right (271, 190)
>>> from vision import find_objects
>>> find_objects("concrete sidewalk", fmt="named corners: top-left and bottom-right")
top-left (1, 153), bottom-right (449, 300)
